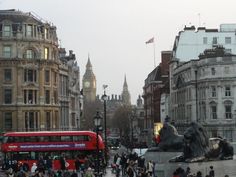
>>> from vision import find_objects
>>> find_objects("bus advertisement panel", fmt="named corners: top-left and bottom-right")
top-left (1, 131), bottom-right (105, 171)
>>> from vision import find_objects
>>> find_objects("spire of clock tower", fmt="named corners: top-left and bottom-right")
top-left (82, 55), bottom-right (96, 102)
top-left (86, 54), bottom-right (92, 71)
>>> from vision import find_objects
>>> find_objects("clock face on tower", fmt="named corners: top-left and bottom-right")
top-left (84, 81), bottom-right (90, 88)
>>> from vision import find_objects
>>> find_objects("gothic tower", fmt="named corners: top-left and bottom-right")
top-left (121, 75), bottom-right (131, 105)
top-left (82, 56), bottom-right (96, 102)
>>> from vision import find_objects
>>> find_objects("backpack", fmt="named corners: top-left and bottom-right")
top-left (127, 167), bottom-right (134, 177)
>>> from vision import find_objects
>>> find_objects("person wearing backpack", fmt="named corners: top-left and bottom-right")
top-left (126, 161), bottom-right (135, 177)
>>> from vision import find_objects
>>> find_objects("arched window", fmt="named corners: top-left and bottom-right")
top-left (25, 49), bottom-right (35, 59)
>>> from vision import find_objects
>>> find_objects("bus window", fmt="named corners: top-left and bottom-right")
top-left (73, 135), bottom-right (89, 141)
top-left (61, 136), bottom-right (72, 142)
top-left (28, 136), bottom-right (37, 142)
top-left (24, 137), bottom-right (31, 142)
top-left (15, 137), bottom-right (24, 143)
top-left (8, 137), bottom-right (15, 143)
top-left (3, 137), bottom-right (8, 143)
top-left (50, 136), bottom-right (60, 142)
top-left (39, 136), bottom-right (49, 142)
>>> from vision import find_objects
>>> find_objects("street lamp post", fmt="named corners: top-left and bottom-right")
top-left (102, 85), bottom-right (108, 166)
top-left (129, 111), bottom-right (134, 151)
top-left (94, 111), bottom-right (103, 177)
top-left (131, 116), bottom-right (134, 149)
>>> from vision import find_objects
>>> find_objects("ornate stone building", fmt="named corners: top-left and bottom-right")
top-left (82, 57), bottom-right (96, 103)
top-left (0, 9), bottom-right (81, 132)
top-left (59, 49), bottom-right (81, 130)
top-left (170, 24), bottom-right (236, 141)
top-left (170, 46), bottom-right (236, 141)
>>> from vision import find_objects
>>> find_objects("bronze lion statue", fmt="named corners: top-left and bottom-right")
top-left (170, 122), bottom-right (234, 162)
top-left (148, 122), bottom-right (184, 152)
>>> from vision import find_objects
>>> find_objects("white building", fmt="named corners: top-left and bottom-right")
top-left (173, 24), bottom-right (236, 61)
top-left (170, 46), bottom-right (236, 141)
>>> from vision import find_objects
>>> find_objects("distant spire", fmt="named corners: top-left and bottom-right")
top-left (121, 74), bottom-right (131, 105)
top-left (86, 54), bottom-right (92, 70)
top-left (123, 74), bottom-right (128, 87)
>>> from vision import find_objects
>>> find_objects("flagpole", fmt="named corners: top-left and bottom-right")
top-left (153, 39), bottom-right (156, 68)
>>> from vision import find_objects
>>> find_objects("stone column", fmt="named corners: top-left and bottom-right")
top-left (39, 64), bottom-right (44, 104)
top-left (16, 66), bottom-right (23, 104)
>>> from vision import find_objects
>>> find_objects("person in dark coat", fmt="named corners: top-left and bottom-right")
top-left (196, 171), bottom-right (202, 177)
top-left (209, 166), bottom-right (214, 177)
top-left (60, 154), bottom-right (66, 171)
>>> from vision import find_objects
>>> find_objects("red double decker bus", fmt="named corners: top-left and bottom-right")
top-left (1, 131), bottom-right (104, 170)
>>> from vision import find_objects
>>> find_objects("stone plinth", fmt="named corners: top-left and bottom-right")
top-left (145, 151), bottom-right (236, 177)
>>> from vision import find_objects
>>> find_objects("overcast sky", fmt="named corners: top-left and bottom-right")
top-left (1, 0), bottom-right (236, 104)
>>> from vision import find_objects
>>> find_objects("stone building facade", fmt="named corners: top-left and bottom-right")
top-left (59, 49), bottom-right (81, 130)
top-left (170, 46), bottom-right (236, 141)
top-left (143, 51), bottom-right (171, 129)
top-left (170, 24), bottom-right (236, 141)
top-left (0, 9), bottom-right (81, 132)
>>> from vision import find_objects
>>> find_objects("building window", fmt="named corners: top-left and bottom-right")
top-left (225, 105), bottom-right (232, 119)
top-left (45, 70), bottom-right (50, 83)
top-left (72, 113), bottom-right (76, 126)
top-left (211, 130), bottom-right (218, 138)
top-left (225, 86), bottom-right (231, 97)
top-left (212, 37), bottom-right (218, 44)
top-left (210, 105), bottom-right (217, 119)
top-left (54, 90), bottom-right (58, 104)
top-left (54, 72), bottom-right (57, 85)
top-left (44, 47), bottom-right (49, 59)
top-left (223, 130), bottom-right (233, 142)
top-left (44, 28), bottom-right (49, 39)
top-left (26, 24), bottom-right (33, 37)
top-left (24, 90), bottom-right (37, 104)
top-left (26, 49), bottom-right (35, 59)
top-left (25, 112), bottom-right (39, 131)
top-left (71, 97), bottom-right (75, 110)
top-left (211, 68), bottom-right (216, 75)
top-left (225, 37), bottom-right (231, 44)
top-left (224, 67), bottom-right (230, 74)
top-left (4, 89), bottom-right (12, 104)
top-left (4, 112), bottom-right (12, 130)
top-left (140, 111), bottom-right (144, 117)
top-left (3, 46), bottom-right (11, 58)
top-left (4, 69), bottom-right (12, 82)
top-left (3, 25), bottom-right (11, 37)
top-left (46, 112), bottom-right (51, 130)
top-left (203, 37), bottom-right (207, 44)
top-left (211, 86), bottom-right (216, 97)
top-left (24, 69), bottom-right (37, 82)
top-left (45, 90), bottom-right (50, 104)
top-left (225, 49), bottom-right (232, 54)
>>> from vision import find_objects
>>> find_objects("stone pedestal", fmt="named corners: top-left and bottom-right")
top-left (145, 151), bottom-right (236, 177)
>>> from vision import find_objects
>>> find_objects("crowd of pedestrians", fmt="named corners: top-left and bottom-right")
top-left (3, 153), bottom-right (105, 177)
top-left (172, 165), bottom-right (230, 177)
top-left (112, 152), bottom-right (155, 177)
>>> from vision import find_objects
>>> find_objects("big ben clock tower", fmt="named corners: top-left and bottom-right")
top-left (82, 57), bottom-right (96, 102)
